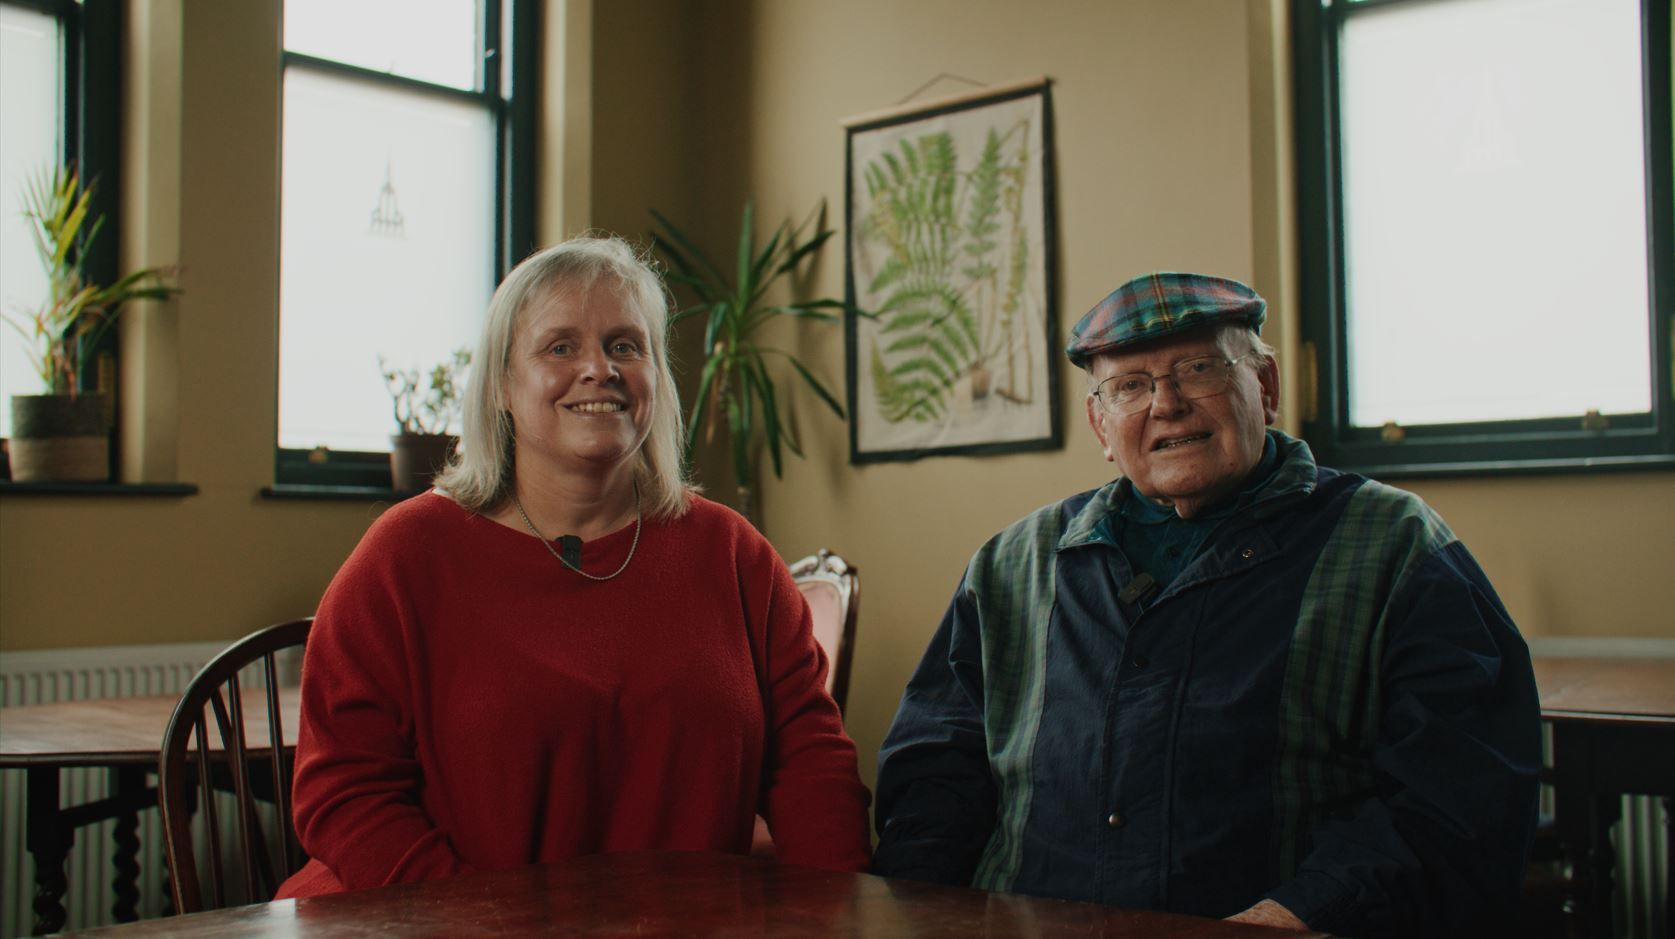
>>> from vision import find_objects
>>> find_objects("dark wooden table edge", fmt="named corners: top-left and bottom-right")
top-left (1541, 709), bottom-right (1675, 726)
top-left (53, 851), bottom-right (1336, 937)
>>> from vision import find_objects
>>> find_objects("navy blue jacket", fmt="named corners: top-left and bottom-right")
top-left (874, 434), bottom-right (1541, 938)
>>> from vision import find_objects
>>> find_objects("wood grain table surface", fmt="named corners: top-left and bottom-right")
top-left (1530, 654), bottom-right (1674, 939)
top-left (0, 687), bottom-right (302, 934)
top-left (0, 688), bottom-right (300, 768)
top-left (56, 850), bottom-right (1330, 938)
top-left (1532, 655), bottom-right (1675, 723)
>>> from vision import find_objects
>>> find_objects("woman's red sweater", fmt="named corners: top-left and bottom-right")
top-left (278, 492), bottom-right (871, 896)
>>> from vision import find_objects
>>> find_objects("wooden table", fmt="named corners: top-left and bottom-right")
top-left (1532, 656), bottom-right (1675, 939)
top-left (0, 688), bottom-right (299, 936)
top-left (53, 850), bottom-right (1330, 937)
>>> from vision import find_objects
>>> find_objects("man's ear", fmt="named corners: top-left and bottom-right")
top-left (1086, 394), bottom-right (1115, 461)
top-left (1256, 354), bottom-right (1281, 424)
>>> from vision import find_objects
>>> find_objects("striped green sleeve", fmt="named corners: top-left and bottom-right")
top-left (1272, 480), bottom-right (1456, 874)
top-left (964, 502), bottom-right (1063, 891)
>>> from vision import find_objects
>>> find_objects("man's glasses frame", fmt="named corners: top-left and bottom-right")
top-left (1091, 352), bottom-right (1257, 415)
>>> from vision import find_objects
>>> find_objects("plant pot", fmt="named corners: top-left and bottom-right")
top-left (9, 393), bottom-right (113, 482)
top-left (390, 433), bottom-right (455, 493)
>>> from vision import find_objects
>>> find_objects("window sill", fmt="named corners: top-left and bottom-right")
top-left (0, 481), bottom-right (199, 497)
top-left (260, 484), bottom-right (425, 502)
top-left (1342, 452), bottom-right (1675, 480)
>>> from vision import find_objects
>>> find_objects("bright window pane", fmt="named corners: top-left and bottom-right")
top-left (278, 69), bottom-right (493, 452)
top-left (1339, 0), bottom-right (1649, 427)
top-left (0, 5), bottom-right (62, 438)
top-left (285, 0), bottom-right (482, 91)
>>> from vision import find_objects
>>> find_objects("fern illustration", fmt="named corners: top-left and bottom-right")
top-left (857, 117), bottom-right (1036, 424)
top-left (859, 133), bottom-right (975, 422)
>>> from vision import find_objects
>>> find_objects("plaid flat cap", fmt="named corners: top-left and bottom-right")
top-left (1065, 272), bottom-right (1266, 368)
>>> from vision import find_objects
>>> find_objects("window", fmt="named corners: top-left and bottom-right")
top-left (1292, 0), bottom-right (1674, 474)
top-left (275, 0), bottom-right (535, 489)
top-left (0, 0), bottom-right (121, 439)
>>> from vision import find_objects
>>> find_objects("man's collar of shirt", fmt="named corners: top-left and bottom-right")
top-left (1058, 429), bottom-right (1318, 553)
top-left (1088, 435), bottom-right (1280, 587)
top-left (1122, 432), bottom-right (1279, 526)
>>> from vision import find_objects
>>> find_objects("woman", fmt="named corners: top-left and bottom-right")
top-left (277, 235), bottom-right (871, 897)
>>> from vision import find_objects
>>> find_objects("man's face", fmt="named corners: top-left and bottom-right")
top-left (1084, 328), bottom-right (1279, 519)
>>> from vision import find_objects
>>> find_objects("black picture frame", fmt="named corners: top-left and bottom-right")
top-left (844, 79), bottom-right (1061, 464)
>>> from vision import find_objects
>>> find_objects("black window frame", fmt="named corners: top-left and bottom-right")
top-left (272, 0), bottom-right (537, 491)
top-left (1291, 0), bottom-right (1675, 477)
top-left (3, 0), bottom-right (123, 461)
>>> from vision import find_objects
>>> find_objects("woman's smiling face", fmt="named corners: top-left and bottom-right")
top-left (503, 280), bottom-right (657, 478)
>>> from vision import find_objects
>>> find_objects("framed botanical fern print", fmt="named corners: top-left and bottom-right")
top-left (844, 78), bottom-right (1060, 463)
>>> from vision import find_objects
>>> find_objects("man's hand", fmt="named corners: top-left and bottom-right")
top-left (1225, 899), bottom-right (1309, 930)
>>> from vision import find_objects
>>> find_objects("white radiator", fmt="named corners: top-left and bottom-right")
top-left (0, 642), bottom-right (225, 939)
top-left (1532, 757), bottom-right (1671, 939)
top-left (1614, 794), bottom-right (1671, 939)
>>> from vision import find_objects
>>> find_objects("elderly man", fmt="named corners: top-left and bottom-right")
top-left (872, 273), bottom-right (1541, 937)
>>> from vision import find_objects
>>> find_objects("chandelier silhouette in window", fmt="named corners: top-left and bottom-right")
top-left (369, 161), bottom-right (406, 237)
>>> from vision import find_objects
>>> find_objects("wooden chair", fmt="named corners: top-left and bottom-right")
top-left (789, 548), bottom-right (860, 715)
top-left (157, 618), bottom-right (312, 913)
top-left (753, 549), bottom-right (860, 856)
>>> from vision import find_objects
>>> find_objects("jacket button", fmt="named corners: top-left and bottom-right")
top-left (1106, 812), bottom-right (1124, 828)
top-left (1240, 547), bottom-right (1255, 559)
top-left (1132, 655), bottom-right (1149, 669)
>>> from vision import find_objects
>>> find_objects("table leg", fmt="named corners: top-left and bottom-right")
top-left (110, 765), bottom-right (145, 922)
top-left (25, 766), bottom-right (70, 937)
top-left (1549, 722), bottom-right (1620, 939)
top-left (1583, 792), bottom-right (1621, 939)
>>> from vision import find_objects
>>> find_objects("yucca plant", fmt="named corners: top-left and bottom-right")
top-left (651, 200), bottom-right (857, 520)
top-left (3, 165), bottom-right (179, 395)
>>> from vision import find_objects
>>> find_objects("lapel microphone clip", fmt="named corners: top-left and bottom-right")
top-left (1120, 572), bottom-right (1160, 607)
top-left (558, 535), bottom-right (583, 569)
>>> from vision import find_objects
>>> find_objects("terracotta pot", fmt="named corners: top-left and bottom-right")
top-left (390, 433), bottom-right (455, 493)
top-left (9, 393), bottom-right (113, 482)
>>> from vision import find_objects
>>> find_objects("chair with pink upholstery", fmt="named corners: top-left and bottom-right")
top-left (788, 548), bottom-right (859, 714)
top-left (753, 548), bottom-right (860, 855)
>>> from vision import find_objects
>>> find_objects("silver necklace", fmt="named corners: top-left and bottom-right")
top-left (512, 484), bottom-right (642, 582)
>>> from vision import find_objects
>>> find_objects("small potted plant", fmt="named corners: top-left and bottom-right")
top-left (3, 165), bottom-right (180, 481)
top-left (381, 347), bottom-right (470, 493)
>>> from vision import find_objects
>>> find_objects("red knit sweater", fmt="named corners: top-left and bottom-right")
top-left (277, 492), bottom-right (871, 897)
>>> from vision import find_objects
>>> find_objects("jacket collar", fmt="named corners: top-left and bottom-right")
top-left (1057, 430), bottom-right (1319, 551)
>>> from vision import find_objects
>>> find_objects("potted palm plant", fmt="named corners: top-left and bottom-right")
top-left (651, 200), bottom-right (858, 524)
top-left (3, 166), bottom-right (180, 482)
top-left (381, 347), bottom-right (470, 493)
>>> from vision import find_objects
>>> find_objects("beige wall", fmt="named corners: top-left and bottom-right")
top-left (667, 0), bottom-right (1675, 792)
top-left (0, 1), bottom-right (380, 651)
top-left (1, 4), bottom-right (1671, 813)
top-left (0, 0), bottom-right (699, 652)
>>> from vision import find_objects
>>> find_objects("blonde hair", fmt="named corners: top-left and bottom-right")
top-left (436, 234), bottom-right (693, 519)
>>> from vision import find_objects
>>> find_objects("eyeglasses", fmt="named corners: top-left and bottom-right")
top-left (1091, 353), bottom-right (1252, 415)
